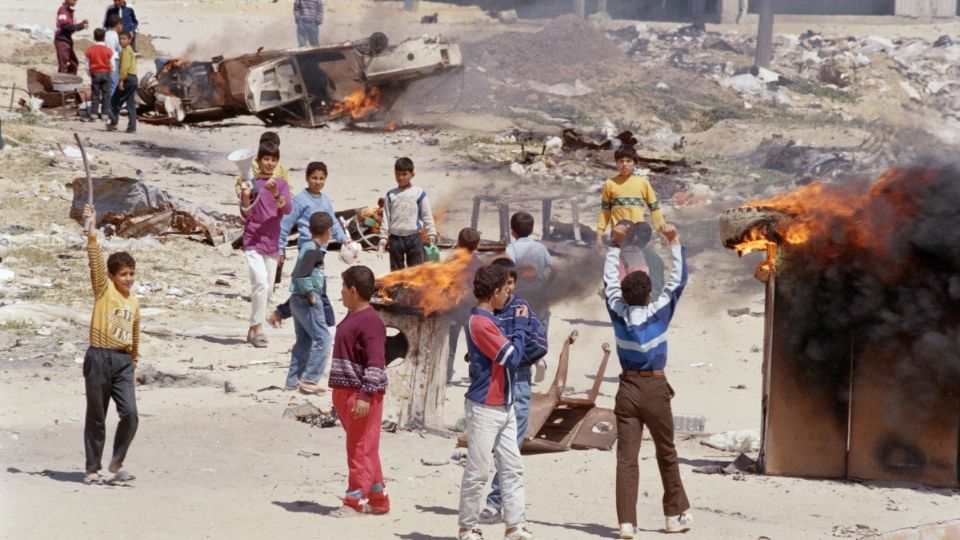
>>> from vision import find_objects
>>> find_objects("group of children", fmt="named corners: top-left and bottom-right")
top-left (83, 13), bottom-right (138, 132)
top-left (79, 137), bottom-right (695, 538)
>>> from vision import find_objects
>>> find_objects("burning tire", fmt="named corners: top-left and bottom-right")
top-left (719, 206), bottom-right (793, 249)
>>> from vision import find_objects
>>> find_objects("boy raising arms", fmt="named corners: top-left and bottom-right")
top-left (596, 147), bottom-right (666, 248)
top-left (327, 265), bottom-right (390, 516)
top-left (602, 224), bottom-right (693, 538)
top-left (81, 204), bottom-right (140, 485)
top-left (378, 157), bottom-right (437, 271)
top-left (458, 265), bottom-right (536, 540)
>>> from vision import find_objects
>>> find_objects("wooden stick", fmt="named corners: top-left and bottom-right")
top-left (73, 133), bottom-right (94, 228)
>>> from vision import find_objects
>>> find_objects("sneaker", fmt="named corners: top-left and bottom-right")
top-left (106, 123), bottom-right (118, 131)
top-left (504, 526), bottom-right (535, 540)
top-left (125, 128), bottom-right (136, 134)
top-left (458, 528), bottom-right (484, 540)
top-left (665, 512), bottom-right (693, 533)
top-left (478, 506), bottom-right (502, 525)
top-left (618, 523), bottom-right (635, 539)
top-left (367, 491), bottom-right (390, 515)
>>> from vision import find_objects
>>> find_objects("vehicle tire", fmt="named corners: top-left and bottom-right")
top-left (719, 206), bottom-right (793, 248)
top-left (369, 32), bottom-right (389, 55)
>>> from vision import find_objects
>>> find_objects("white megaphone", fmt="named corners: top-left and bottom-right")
top-left (228, 148), bottom-right (256, 182)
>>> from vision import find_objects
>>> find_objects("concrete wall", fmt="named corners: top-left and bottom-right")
top-left (747, 0), bottom-right (895, 15)
top-left (895, 0), bottom-right (958, 16)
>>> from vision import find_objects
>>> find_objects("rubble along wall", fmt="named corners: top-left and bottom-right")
top-left (747, 0), bottom-right (896, 16)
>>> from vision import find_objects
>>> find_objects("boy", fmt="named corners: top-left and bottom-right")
top-left (81, 203), bottom-right (139, 485)
top-left (378, 157), bottom-right (437, 271)
top-left (283, 212), bottom-right (333, 394)
top-left (107, 31), bottom-right (137, 133)
top-left (505, 211), bottom-right (553, 330)
top-left (447, 227), bottom-right (485, 383)
top-left (327, 265), bottom-right (390, 516)
top-left (104, 15), bottom-right (122, 99)
top-left (55, 0), bottom-right (89, 74)
top-left (612, 220), bottom-right (664, 297)
top-left (458, 265), bottom-right (536, 540)
top-left (268, 161), bottom-right (348, 330)
top-left (84, 28), bottom-right (113, 121)
top-left (602, 223), bottom-right (693, 539)
top-left (102, 0), bottom-right (138, 51)
top-left (595, 147), bottom-right (666, 248)
top-left (235, 131), bottom-right (291, 200)
top-left (240, 141), bottom-right (292, 348)
top-left (294, 0), bottom-right (324, 47)
top-left (478, 257), bottom-right (548, 526)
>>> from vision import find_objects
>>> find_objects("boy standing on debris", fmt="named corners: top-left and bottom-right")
top-left (378, 157), bottom-right (437, 271)
top-left (506, 211), bottom-right (553, 330)
top-left (603, 223), bottom-right (693, 539)
top-left (596, 147), bottom-right (666, 248)
top-left (282, 212), bottom-right (333, 394)
top-left (477, 257), bottom-right (548, 526)
top-left (55, 0), bottom-right (89, 74)
top-left (106, 31), bottom-right (137, 133)
top-left (458, 264), bottom-right (536, 540)
top-left (80, 204), bottom-right (140, 485)
top-left (240, 141), bottom-right (292, 348)
top-left (327, 265), bottom-right (390, 516)
top-left (84, 28), bottom-right (113, 121)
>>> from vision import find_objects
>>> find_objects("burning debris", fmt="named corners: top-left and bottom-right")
top-left (138, 33), bottom-right (461, 127)
top-left (720, 164), bottom-right (960, 487)
top-left (375, 249), bottom-right (474, 316)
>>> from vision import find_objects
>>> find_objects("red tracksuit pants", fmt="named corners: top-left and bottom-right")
top-left (332, 388), bottom-right (384, 497)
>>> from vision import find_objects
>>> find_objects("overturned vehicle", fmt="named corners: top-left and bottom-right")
top-left (137, 33), bottom-right (462, 127)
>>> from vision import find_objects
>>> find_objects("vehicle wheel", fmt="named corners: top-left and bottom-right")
top-left (369, 32), bottom-right (389, 55)
top-left (719, 206), bottom-right (793, 248)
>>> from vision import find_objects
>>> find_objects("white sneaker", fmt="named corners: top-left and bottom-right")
top-left (504, 525), bottom-right (535, 540)
top-left (459, 528), bottom-right (484, 540)
top-left (665, 512), bottom-right (693, 533)
top-left (618, 523), bottom-right (636, 539)
top-left (478, 506), bottom-right (503, 525)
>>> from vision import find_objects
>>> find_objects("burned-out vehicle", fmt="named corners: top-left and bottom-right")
top-left (138, 33), bottom-right (462, 126)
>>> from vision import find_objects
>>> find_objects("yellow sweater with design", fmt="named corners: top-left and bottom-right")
top-left (597, 173), bottom-right (666, 235)
top-left (88, 235), bottom-right (140, 363)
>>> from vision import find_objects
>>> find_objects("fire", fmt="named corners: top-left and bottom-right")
top-left (732, 168), bottom-right (933, 257)
top-left (330, 87), bottom-right (382, 120)
top-left (376, 249), bottom-right (474, 315)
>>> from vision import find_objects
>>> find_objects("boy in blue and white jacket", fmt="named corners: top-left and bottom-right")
top-left (602, 223), bottom-right (693, 538)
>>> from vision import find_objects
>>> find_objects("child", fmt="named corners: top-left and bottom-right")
top-left (505, 211), bottom-right (553, 330)
top-left (378, 157), bottom-right (437, 271)
top-left (327, 265), bottom-right (390, 516)
top-left (104, 15), bottom-right (122, 99)
top-left (84, 28), bottom-right (113, 121)
top-left (81, 204), bottom-right (139, 485)
top-left (283, 212), bottom-right (333, 394)
top-left (235, 131), bottom-right (291, 200)
top-left (595, 147), bottom-right (666, 248)
top-left (602, 223), bottom-right (693, 539)
top-left (478, 257), bottom-right (548, 526)
top-left (457, 265), bottom-right (536, 540)
top-left (106, 31), bottom-right (137, 133)
top-left (446, 227), bottom-right (485, 383)
top-left (268, 161), bottom-right (349, 329)
top-left (103, 0), bottom-right (138, 51)
top-left (55, 0), bottom-right (89, 74)
top-left (240, 140), bottom-right (292, 348)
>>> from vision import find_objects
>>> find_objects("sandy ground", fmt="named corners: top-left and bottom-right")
top-left (1, 1), bottom-right (958, 539)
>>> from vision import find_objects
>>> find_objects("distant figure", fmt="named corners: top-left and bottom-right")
top-left (55, 0), bottom-right (89, 74)
top-left (84, 28), bottom-right (113, 120)
top-left (595, 147), bottom-right (665, 248)
top-left (378, 157), bottom-right (437, 271)
top-left (106, 31), bottom-right (137, 133)
top-left (103, 14), bottom-right (122, 98)
top-left (294, 0), bottom-right (324, 47)
top-left (102, 0), bottom-right (138, 51)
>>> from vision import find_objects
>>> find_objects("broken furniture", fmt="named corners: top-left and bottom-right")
top-left (26, 69), bottom-right (88, 112)
top-left (470, 194), bottom-right (589, 245)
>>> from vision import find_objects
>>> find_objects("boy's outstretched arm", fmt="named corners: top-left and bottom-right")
top-left (631, 224), bottom-right (687, 326)
top-left (83, 204), bottom-right (107, 299)
top-left (602, 246), bottom-right (627, 318)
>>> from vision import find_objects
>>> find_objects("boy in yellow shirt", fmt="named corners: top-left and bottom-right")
top-left (595, 147), bottom-right (666, 247)
top-left (106, 31), bottom-right (138, 133)
top-left (81, 204), bottom-right (141, 485)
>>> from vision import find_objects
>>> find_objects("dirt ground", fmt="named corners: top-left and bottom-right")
top-left (1, 1), bottom-right (958, 539)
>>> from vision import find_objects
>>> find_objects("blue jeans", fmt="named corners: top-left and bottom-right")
top-left (276, 287), bottom-right (335, 326)
top-left (486, 366), bottom-right (532, 510)
top-left (296, 20), bottom-right (319, 47)
top-left (107, 61), bottom-right (119, 99)
top-left (285, 295), bottom-right (331, 387)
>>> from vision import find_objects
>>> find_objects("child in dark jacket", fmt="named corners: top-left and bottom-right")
top-left (327, 265), bottom-right (389, 516)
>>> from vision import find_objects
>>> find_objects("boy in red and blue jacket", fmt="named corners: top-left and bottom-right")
top-left (457, 265), bottom-right (536, 540)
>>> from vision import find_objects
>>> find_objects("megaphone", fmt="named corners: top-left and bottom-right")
top-left (228, 148), bottom-right (256, 182)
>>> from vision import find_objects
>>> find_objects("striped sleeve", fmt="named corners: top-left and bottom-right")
top-left (469, 316), bottom-right (515, 367)
top-left (87, 234), bottom-right (107, 299)
top-left (131, 309), bottom-right (140, 364)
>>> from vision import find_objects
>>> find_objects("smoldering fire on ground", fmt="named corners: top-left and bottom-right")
top-left (733, 163), bottom-right (960, 393)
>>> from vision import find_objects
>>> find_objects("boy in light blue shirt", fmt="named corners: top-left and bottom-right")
top-left (505, 211), bottom-right (553, 330)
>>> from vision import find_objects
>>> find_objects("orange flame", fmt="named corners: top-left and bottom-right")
top-left (376, 249), bottom-right (473, 315)
top-left (330, 87), bottom-right (382, 120)
top-left (733, 169), bottom-right (933, 257)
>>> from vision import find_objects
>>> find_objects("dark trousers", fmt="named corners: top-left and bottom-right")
top-left (89, 72), bottom-right (111, 117)
top-left (109, 75), bottom-right (138, 130)
top-left (55, 39), bottom-right (78, 74)
top-left (388, 233), bottom-right (423, 271)
top-left (614, 375), bottom-right (689, 524)
top-left (83, 347), bottom-right (139, 473)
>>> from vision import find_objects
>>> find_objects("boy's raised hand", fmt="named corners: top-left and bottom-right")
top-left (660, 223), bottom-right (679, 245)
top-left (82, 204), bottom-right (96, 236)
